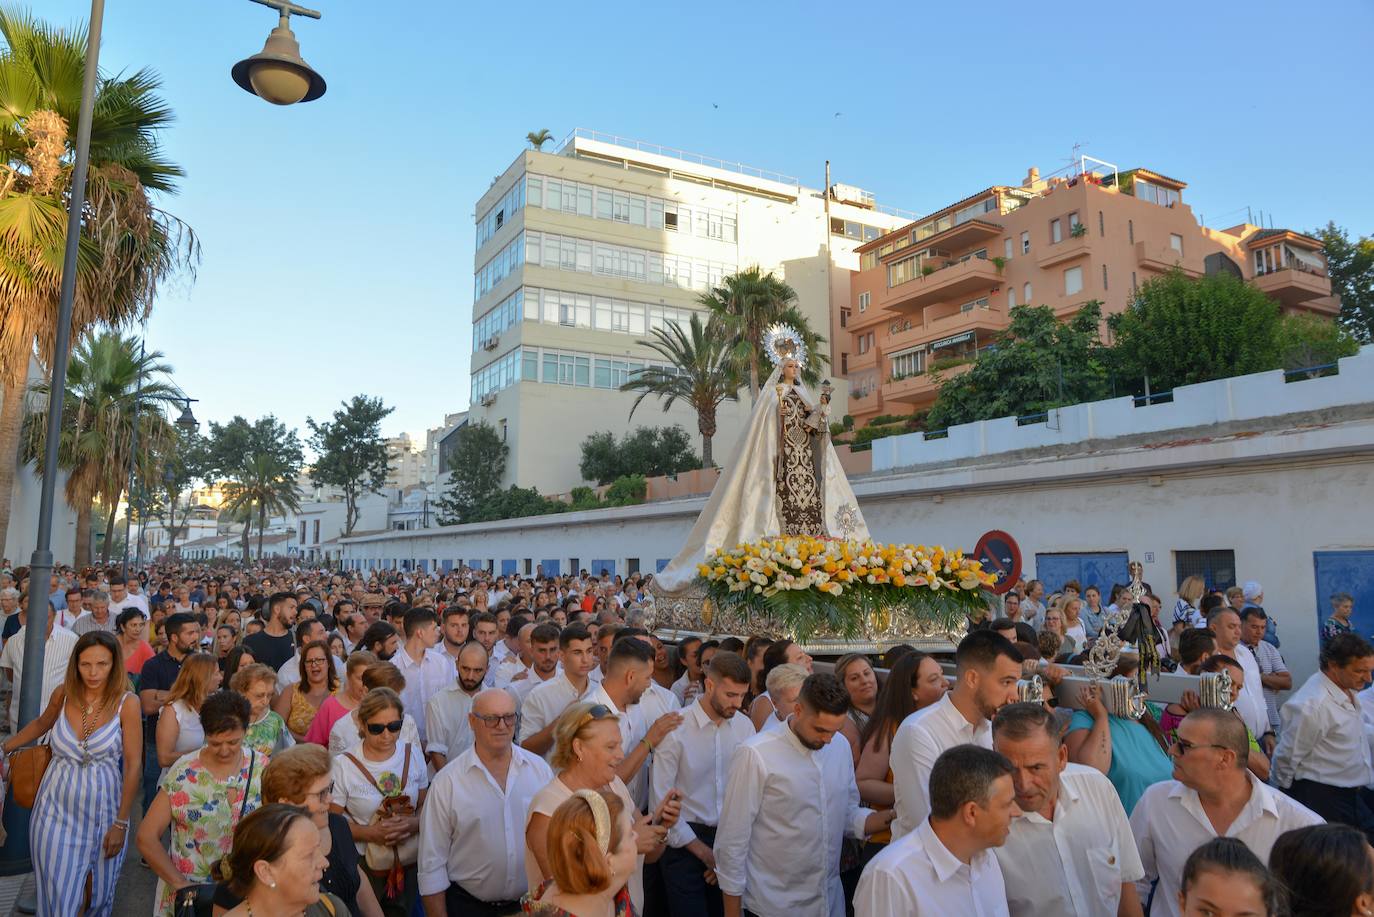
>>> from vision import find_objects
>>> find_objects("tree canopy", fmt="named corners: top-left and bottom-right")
top-left (1312, 222), bottom-right (1374, 343)
top-left (435, 420), bottom-right (507, 525)
top-left (306, 395), bottom-right (393, 535)
top-left (579, 425), bottom-right (700, 485)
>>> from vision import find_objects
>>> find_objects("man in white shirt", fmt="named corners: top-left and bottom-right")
top-left (425, 642), bottom-right (490, 771)
top-left (518, 624), bottom-right (597, 758)
top-left (438, 605), bottom-right (470, 664)
top-left (1131, 708), bottom-right (1322, 917)
top-left (855, 744), bottom-right (1014, 917)
top-left (991, 702), bottom-right (1145, 917)
top-left (761, 664), bottom-right (807, 733)
top-left (1239, 607), bottom-right (1290, 749)
top-left (589, 634), bottom-right (683, 808)
top-left (1272, 632), bottom-right (1374, 833)
top-left (491, 613), bottom-right (523, 667)
top-left (336, 602), bottom-right (367, 656)
top-left (507, 623), bottom-right (561, 707)
top-left (0, 605), bottom-right (78, 733)
top-left (1207, 608), bottom-right (1269, 743)
top-left (493, 623), bottom-right (535, 689)
top-left (653, 649), bottom-right (755, 917)
top-left (891, 630), bottom-right (1022, 839)
top-left (107, 578), bottom-right (148, 618)
top-left (419, 688), bottom-right (553, 917)
top-left (393, 607), bottom-right (457, 745)
top-left (714, 673), bottom-right (893, 917)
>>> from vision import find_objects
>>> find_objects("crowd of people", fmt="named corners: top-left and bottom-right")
top-left (0, 558), bottom-right (1368, 917)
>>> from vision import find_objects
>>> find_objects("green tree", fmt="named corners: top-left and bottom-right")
top-left (1107, 269), bottom-right (1282, 394)
top-left (207, 415), bottom-right (303, 560)
top-left (702, 267), bottom-right (828, 400)
top-left (140, 426), bottom-right (209, 558)
top-left (578, 426), bottom-right (700, 485)
top-left (1276, 312), bottom-right (1361, 377)
top-left (21, 330), bottom-right (179, 566)
top-left (603, 474), bottom-right (647, 507)
top-left (927, 303), bottom-right (1110, 430)
top-left (0, 8), bottom-right (197, 550)
top-left (526, 129), bottom-right (553, 151)
top-left (1311, 222), bottom-right (1374, 342)
top-left (470, 485), bottom-right (563, 522)
top-left (435, 420), bottom-right (506, 525)
top-left (306, 395), bottom-right (393, 536)
top-left (620, 314), bottom-right (738, 466)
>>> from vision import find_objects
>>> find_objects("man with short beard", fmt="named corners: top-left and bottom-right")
top-left (439, 605), bottom-right (470, 663)
top-left (242, 591), bottom-right (298, 671)
top-left (653, 650), bottom-right (757, 917)
top-left (714, 673), bottom-right (893, 917)
top-left (508, 623), bottom-right (561, 705)
top-left (589, 636), bottom-right (683, 805)
top-left (425, 642), bottom-right (491, 771)
top-left (890, 630), bottom-right (1022, 840)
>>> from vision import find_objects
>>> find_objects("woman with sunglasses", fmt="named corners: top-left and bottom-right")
top-left (525, 702), bottom-right (680, 917)
top-left (330, 687), bottom-right (428, 917)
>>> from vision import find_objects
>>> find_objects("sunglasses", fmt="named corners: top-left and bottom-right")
top-left (575, 703), bottom-right (615, 728)
top-left (473, 713), bottom-right (518, 727)
top-left (365, 720), bottom-right (404, 736)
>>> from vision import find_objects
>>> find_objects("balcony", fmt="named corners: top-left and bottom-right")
top-left (907, 219), bottom-right (1003, 257)
top-left (1036, 235), bottom-right (1092, 270)
top-left (886, 257), bottom-right (1002, 314)
top-left (1252, 266), bottom-right (1333, 309)
top-left (848, 347), bottom-right (878, 372)
top-left (884, 360), bottom-right (972, 405)
top-left (1135, 240), bottom-right (1200, 276)
top-left (923, 303), bottom-right (1009, 341)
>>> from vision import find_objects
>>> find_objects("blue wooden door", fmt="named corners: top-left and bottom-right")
top-left (500, 559), bottom-right (519, 576)
top-left (589, 559), bottom-right (616, 578)
top-left (541, 559), bottom-right (561, 576)
top-left (1034, 552), bottom-right (1130, 596)
top-left (1313, 551), bottom-right (1374, 639)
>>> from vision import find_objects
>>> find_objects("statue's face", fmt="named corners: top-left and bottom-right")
top-left (781, 359), bottom-right (799, 383)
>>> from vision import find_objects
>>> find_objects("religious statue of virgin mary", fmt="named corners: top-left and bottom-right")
top-left (654, 324), bottom-right (871, 593)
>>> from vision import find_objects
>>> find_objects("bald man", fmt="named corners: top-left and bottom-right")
top-left (419, 689), bottom-right (553, 916)
top-left (425, 642), bottom-right (491, 771)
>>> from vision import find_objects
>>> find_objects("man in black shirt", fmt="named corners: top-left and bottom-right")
top-left (138, 612), bottom-right (201, 812)
top-left (242, 591), bottom-right (298, 671)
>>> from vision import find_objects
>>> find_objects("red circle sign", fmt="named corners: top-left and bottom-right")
top-left (973, 530), bottom-right (1021, 595)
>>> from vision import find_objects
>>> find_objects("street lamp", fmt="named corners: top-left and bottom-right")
top-left (232, 0), bottom-right (327, 105)
top-left (175, 397), bottom-right (199, 432)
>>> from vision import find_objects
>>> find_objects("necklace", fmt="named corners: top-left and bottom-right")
top-left (78, 696), bottom-right (96, 766)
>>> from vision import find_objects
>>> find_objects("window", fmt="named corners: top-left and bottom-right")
top-left (1004, 238), bottom-right (1013, 260)
top-left (664, 209), bottom-right (679, 231)
top-left (1064, 266), bottom-right (1083, 296)
top-left (1023, 282), bottom-right (1032, 303)
top-left (1068, 212), bottom-right (1080, 231)
top-left (1175, 549), bottom-right (1236, 591)
top-left (890, 347), bottom-right (924, 378)
top-left (1021, 231), bottom-right (1030, 254)
top-left (1102, 265), bottom-right (1108, 290)
top-left (858, 291), bottom-right (870, 312)
top-left (300, 521), bottom-right (307, 544)
top-left (840, 353), bottom-right (848, 374)
top-left (312, 520), bottom-right (320, 544)
top-left (840, 309), bottom-right (849, 328)
top-left (1051, 219), bottom-right (1062, 244)
top-left (857, 332), bottom-right (873, 355)
top-left (1131, 272), bottom-right (1138, 293)
top-left (1136, 179), bottom-right (1181, 208)
top-left (1170, 233), bottom-right (1183, 253)
top-left (1098, 211), bottom-right (1105, 237)
top-left (1007, 287), bottom-right (1016, 309)
top-left (888, 256), bottom-right (919, 287)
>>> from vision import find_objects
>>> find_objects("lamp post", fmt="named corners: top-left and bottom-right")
top-left (6, 0), bottom-right (323, 890)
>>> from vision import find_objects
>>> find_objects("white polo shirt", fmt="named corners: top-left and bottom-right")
top-left (995, 763), bottom-right (1144, 917)
top-left (890, 694), bottom-right (993, 839)
top-left (855, 818), bottom-right (1008, 917)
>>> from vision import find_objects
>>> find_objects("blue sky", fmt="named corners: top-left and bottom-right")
top-left (43, 0), bottom-right (1374, 446)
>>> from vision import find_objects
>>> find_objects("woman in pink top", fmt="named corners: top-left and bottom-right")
top-left (304, 651), bottom-right (375, 746)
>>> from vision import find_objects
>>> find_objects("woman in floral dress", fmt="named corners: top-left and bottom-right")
top-left (230, 663), bottom-right (293, 756)
top-left (135, 690), bottom-right (264, 916)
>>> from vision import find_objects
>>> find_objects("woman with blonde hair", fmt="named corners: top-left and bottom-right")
top-left (2, 632), bottom-right (140, 915)
top-left (1060, 596), bottom-right (1088, 649)
top-left (525, 702), bottom-right (680, 916)
top-left (156, 652), bottom-right (222, 767)
top-left (524, 789), bottom-right (639, 917)
top-left (230, 663), bottom-right (293, 757)
top-left (1174, 575), bottom-right (1207, 630)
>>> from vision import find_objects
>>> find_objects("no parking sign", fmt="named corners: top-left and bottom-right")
top-left (973, 530), bottom-right (1021, 595)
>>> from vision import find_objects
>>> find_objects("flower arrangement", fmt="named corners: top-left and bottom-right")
top-left (696, 537), bottom-right (994, 641)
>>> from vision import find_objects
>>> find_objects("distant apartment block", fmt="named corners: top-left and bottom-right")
top-left (844, 160), bottom-right (1338, 425)
top-left (469, 129), bottom-right (913, 493)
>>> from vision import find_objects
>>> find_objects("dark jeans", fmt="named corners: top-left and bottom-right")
top-left (443, 882), bottom-right (521, 917)
top-left (141, 731), bottom-right (161, 815)
top-left (659, 822), bottom-right (722, 917)
top-left (1286, 779), bottom-right (1374, 844)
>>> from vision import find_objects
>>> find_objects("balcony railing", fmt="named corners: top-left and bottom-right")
top-left (554, 128), bottom-right (799, 186)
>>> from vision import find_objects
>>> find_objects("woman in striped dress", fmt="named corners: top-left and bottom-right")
top-left (1, 631), bottom-right (141, 915)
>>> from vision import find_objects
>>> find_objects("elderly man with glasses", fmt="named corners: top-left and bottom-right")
top-left (418, 688), bottom-right (553, 917)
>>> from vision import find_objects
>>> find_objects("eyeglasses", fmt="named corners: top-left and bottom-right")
top-left (305, 658), bottom-right (329, 667)
top-left (473, 713), bottom-right (518, 727)
top-left (365, 720), bottom-right (404, 735)
top-left (303, 781), bottom-right (334, 803)
top-left (1172, 736), bottom-right (1228, 754)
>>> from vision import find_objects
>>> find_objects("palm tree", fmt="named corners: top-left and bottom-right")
top-left (620, 314), bottom-right (739, 466)
top-left (222, 452), bottom-right (300, 561)
top-left (526, 129), bottom-right (552, 151)
top-left (701, 267), bottom-right (829, 400)
top-left (21, 330), bottom-right (178, 567)
top-left (0, 9), bottom-right (197, 552)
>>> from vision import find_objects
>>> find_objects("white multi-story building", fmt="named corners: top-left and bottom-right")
top-left (469, 129), bottom-right (914, 493)
top-left (423, 412), bottom-right (468, 486)
top-left (385, 433), bottom-right (424, 490)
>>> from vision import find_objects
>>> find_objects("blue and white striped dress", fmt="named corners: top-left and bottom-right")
top-left (30, 694), bottom-right (132, 916)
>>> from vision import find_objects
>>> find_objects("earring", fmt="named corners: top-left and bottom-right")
top-left (269, 882), bottom-right (277, 890)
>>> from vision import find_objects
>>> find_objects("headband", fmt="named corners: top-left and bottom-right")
top-left (572, 789), bottom-right (611, 854)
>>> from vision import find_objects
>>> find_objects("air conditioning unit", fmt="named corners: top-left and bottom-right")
top-left (479, 393), bottom-right (497, 407)
top-left (482, 335), bottom-right (500, 351)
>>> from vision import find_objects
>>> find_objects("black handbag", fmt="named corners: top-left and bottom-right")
top-left (171, 883), bottom-right (217, 917)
